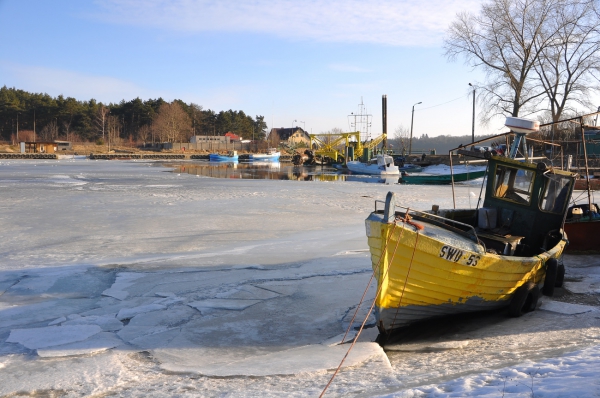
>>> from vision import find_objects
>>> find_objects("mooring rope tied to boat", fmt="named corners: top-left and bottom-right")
top-left (319, 216), bottom-right (408, 397)
top-left (339, 219), bottom-right (407, 344)
top-left (390, 229), bottom-right (421, 331)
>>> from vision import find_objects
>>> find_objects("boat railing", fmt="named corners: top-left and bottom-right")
top-left (375, 192), bottom-right (480, 243)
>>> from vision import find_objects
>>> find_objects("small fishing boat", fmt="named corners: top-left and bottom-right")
top-left (399, 164), bottom-right (423, 172)
top-left (346, 154), bottom-right (400, 175)
top-left (209, 151), bottom-right (238, 162)
top-left (573, 176), bottom-right (600, 191)
top-left (249, 148), bottom-right (280, 162)
top-left (365, 118), bottom-right (575, 337)
top-left (561, 115), bottom-right (600, 253)
top-left (402, 169), bottom-right (486, 184)
top-left (564, 203), bottom-right (600, 252)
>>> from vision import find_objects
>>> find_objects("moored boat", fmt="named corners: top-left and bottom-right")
top-left (209, 151), bottom-right (238, 162)
top-left (573, 176), bottom-right (600, 191)
top-left (561, 117), bottom-right (600, 253)
top-left (564, 203), bottom-right (600, 252)
top-left (249, 149), bottom-right (280, 162)
top-left (346, 154), bottom-right (399, 175)
top-left (399, 164), bottom-right (423, 172)
top-left (365, 150), bottom-right (575, 337)
top-left (402, 169), bottom-right (486, 184)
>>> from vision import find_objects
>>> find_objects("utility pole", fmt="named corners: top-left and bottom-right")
top-left (469, 83), bottom-right (475, 143)
top-left (409, 102), bottom-right (421, 155)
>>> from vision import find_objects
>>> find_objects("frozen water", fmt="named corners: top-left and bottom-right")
top-left (37, 331), bottom-right (123, 357)
top-left (1, 159), bottom-right (600, 397)
top-left (540, 300), bottom-right (596, 315)
top-left (7, 325), bottom-right (102, 349)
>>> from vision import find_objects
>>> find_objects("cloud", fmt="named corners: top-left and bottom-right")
top-left (91, 0), bottom-right (481, 46)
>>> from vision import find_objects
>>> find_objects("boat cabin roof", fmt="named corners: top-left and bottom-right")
top-left (375, 154), bottom-right (394, 166)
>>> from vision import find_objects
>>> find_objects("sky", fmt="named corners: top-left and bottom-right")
top-left (0, 0), bottom-right (509, 138)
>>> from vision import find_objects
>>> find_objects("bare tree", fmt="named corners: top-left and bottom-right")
top-left (137, 124), bottom-right (151, 145)
top-left (534, 0), bottom-right (600, 124)
top-left (95, 105), bottom-right (110, 142)
top-left (268, 130), bottom-right (280, 148)
top-left (445, 0), bottom-right (568, 122)
top-left (106, 115), bottom-right (121, 150)
top-left (39, 119), bottom-right (59, 141)
top-left (394, 125), bottom-right (411, 154)
top-left (62, 120), bottom-right (72, 142)
top-left (152, 102), bottom-right (192, 143)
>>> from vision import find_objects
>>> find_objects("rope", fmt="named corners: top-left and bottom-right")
top-left (389, 227), bottom-right (421, 331)
top-left (319, 217), bottom-right (406, 397)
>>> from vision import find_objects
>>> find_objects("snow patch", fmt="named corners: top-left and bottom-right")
top-left (386, 340), bottom-right (471, 352)
top-left (154, 342), bottom-right (390, 376)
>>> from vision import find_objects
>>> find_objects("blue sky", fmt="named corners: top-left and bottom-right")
top-left (0, 0), bottom-right (505, 139)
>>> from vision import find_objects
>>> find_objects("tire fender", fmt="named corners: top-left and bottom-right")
top-left (543, 258), bottom-right (558, 296)
top-left (509, 282), bottom-right (540, 317)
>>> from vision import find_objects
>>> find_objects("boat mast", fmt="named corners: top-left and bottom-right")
top-left (580, 118), bottom-right (593, 213)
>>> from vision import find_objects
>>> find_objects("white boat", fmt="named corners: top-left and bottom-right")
top-left (346, 154), bottom-right (400, 175)
top-left (250, 149), bottom-right (280, 161)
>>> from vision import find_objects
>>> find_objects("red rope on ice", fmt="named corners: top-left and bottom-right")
top-left (389, 228), bottom-right (421, 331)
top-left (320, 216), bottom-right (407, 397)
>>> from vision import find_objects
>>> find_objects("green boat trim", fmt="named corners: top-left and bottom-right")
top-left (402, 170), bottom-right (487, 184)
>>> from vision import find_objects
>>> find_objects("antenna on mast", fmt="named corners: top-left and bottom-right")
top-left (348, 97), bottom-right (372, 142)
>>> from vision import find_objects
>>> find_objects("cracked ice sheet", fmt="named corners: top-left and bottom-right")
top-left (7, 325), bottom-right (102, 349)
top-left (37, 331), bottom-right (123, 358)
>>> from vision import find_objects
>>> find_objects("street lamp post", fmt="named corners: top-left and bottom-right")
top-left (469, 83), bottom-right (475, 143)
top-left (409, 102), bottom-right (422, 155)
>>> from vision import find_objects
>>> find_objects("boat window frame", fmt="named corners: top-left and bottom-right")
top-left (539, 172), bottom-right (572, 214)
top-left (491, 163), bottom-right (535, 205)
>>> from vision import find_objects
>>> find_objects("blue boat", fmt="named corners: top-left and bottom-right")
top-left (209, 151), bottom-right (238, 162)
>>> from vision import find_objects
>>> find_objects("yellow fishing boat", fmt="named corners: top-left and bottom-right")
top-left (366, 150), bottom-right (576, 337)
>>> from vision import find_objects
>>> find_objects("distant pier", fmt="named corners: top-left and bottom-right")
top-left (0, 153), bottom-right (57, 159)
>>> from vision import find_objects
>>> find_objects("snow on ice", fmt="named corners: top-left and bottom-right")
top-left (1, 159), bottom-right (600, 397)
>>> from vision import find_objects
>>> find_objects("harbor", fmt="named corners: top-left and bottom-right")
top-left (1, 158), bottom-right (599, 396)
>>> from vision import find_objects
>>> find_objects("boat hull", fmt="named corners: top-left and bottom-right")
top-left (402, 170), bottom-right (486, 184)
top-left (209, 154), bottom-right (239, 162)
top-left (365, 210), bottom-right (564, 334)
top-left (574, 178), bottom-right (600, 191)
top-left (250, 152), bottom-right (280, 161)
top-left (564, 219), bottom-right (600, 252)
top-left (346, 161), bottom-right (400, 175)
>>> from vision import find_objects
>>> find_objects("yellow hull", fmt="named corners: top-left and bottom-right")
top-left (365, 213), bottom-right (566, 333)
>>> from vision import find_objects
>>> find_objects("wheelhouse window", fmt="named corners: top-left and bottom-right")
top-left (540, 174), bottom-right (571, 213)
top-left (492, 164), bottom-right (534, 205)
